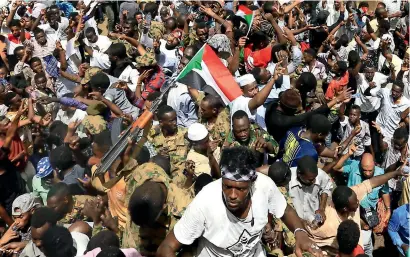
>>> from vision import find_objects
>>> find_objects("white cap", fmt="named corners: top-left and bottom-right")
top-left (187, 123), bottom-right (209, 141)
top-left (236, 74), bottom-right (256, 88)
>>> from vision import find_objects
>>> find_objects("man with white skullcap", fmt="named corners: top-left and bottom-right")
top-left (185, 123), bottom-right (220, 178)
top-left (229, 65), bottom-right (286, 130)
top-left (157, 147), bottom-right (323, 257)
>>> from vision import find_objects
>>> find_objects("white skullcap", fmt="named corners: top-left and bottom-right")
top-left (187, 123), bottom-right (209, 141)
top-left (236, 74), bottom-right (256, 87)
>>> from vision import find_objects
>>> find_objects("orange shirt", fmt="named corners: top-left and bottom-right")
top-left (105, 173), bottom-right (127, 230)
top-left (325, 72), bottom-right (349, 100)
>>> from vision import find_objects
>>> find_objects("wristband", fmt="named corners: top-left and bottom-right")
top-left (294, 228), bottom-right (308, 236)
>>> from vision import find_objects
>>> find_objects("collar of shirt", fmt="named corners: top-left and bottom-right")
top-left (289, 172), bottom-right (320, 189)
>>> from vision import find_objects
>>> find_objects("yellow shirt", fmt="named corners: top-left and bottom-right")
top-left (306, 180), bottom-right (372, 251)
top-left (186, 149), bottom-right (211, 177)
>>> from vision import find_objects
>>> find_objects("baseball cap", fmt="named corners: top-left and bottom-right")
top-left (80, 67), bottom-right (103, 85)
top-left (12, 193), bottom-right (39, 216)
top-left (36, 157), bottom-right (53, 178)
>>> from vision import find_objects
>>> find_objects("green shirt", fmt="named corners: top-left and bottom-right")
top-left (32, 176), bottom-right (51, 205)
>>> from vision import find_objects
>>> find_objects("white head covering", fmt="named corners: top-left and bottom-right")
top-left (236, 74), bottom-right (256, 88)
top-left (187, 123), bottom-right (208, 141)
top-left (71, 232), bottom-right (90, 256)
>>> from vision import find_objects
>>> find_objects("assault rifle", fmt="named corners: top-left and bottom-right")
top-left (93, 74), bottom-right (177, 179)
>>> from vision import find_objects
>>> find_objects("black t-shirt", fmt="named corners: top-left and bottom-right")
top-left (0, 148), bottom-right (25, 214)
top-left (265, 103), bottom-right (330, 142)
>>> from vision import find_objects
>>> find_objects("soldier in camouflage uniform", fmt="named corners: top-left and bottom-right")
top-left (262, 162), bottom-right (297, 257)
top-left (189, 88), bottom-right (230, 148)
top-left (121, 157), bottom-right (192, 256)
top-left (148, 105), bottom-right (189, 188)
top-left (224, 110), bottom-right (279, 158)
top-left (46, 183), bottom-right (94, 226)
top-left (81, 102), bottom-right (108, 136)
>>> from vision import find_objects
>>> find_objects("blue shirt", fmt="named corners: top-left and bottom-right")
top-left (388, 204), bottom-right (410, 256)
top-left (280, 127), bottom-right (318, 167)
top-left (343, 159), bottom-right (389, 209)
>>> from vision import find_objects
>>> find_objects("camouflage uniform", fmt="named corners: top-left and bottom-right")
top-left (148, 21), bottom-right (165, 40)
top-left (224, 123), bottom-right (279, 156)
top-left (148, 126), bottom-right (189, 188)
top-left (112, 38), bottom-right (138, 58)
top-left (58, 195), bottom-right (95, 225)
top-left (195, 92), bottom-right (230, 145)
top-left (136, 52), bottom-right (157, 68)
top-left (81, 115), bottom-right (107, 135)
top-left (182, 30), bottom-right (198, 47)
top-left (264, 186), bottom-right (296, 257)
top-left (121, 159), bottom-right (192, 256)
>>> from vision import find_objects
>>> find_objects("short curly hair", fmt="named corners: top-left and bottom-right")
top-left (337, 220), bottom-right (360, 254)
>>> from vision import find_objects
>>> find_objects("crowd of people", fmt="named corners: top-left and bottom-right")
top-left (0, 0), bottom-right (408, 257)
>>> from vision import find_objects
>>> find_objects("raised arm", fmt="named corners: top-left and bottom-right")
top-left (264, 13), bottom-right (287, 45)
top-left (248, 63), bottom-right (285, 112)
top-left (3, 103), bottom-right (26, 150)
top-left (116, 34), bottom-right (146, 56)
top-left (31, 9), bottom-right (46, 31)
top-left (283, 0), bottom-right (301, 13)
top-left (6, 2), bottom-right (20, 28)
top-left (369, 168), bottom-right (405, 189)
top-left (56, 41), bottom-right (68, 71)
top-left (365, 19), bottom-right (378, 41)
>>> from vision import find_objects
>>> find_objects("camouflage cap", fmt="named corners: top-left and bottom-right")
top-left (82, 115), bottom-right (108, 135)
top-left (148, 21), bottom-right (165, 40)
top-left (86, 101), bottom-right (107, 115)
top-left (136, 52), bottom-right (157, 68)
top-left (81, 67), bottom-right (103, 85)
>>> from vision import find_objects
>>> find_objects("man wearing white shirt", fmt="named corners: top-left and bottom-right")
top-left (355, 64), bottom-right (389, 117)
top-left (288, 156), bottom-right (333, 224)
top-left (230, 71), bottom-right (283, 130)
top-left (157, 147), bottom-right (323, 257)
top-left (383, 0), bottom-right (402, 31)
top-left (157, 30), bottom-right (182, 74)
top-left (317, 0), bottom-right (348, 28)
top-left (107, 43), bottom-right (139, 93)
top-left (251, 67), bottom-right (291, 130)
top-left (55, 102), bottom-right (87, 138)
top-left (364, 80), bottom-right (410, 141)
top-left (83, 27), bottom-right (112, 69)
top-left (38, 6), bottom-right (69, 40)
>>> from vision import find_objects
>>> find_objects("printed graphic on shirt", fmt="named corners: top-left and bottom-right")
top-left (226, 229), bottom-right (261, 256)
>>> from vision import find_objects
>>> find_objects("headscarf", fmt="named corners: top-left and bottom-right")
top-left (221, 166), bottom-right (257, 182)
top-left (207, 34), bottom-right (232, 55)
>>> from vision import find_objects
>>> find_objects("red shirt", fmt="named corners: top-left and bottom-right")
top-left (8, 32), bottom-right (31, 44)
top-left (336, 245), bottom-right (365, 257)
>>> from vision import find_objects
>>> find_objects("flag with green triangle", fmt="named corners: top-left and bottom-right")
top-left (235, 5), bottom-right (254, 35)
top-left (177, 44), bottom-right (242, 104)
